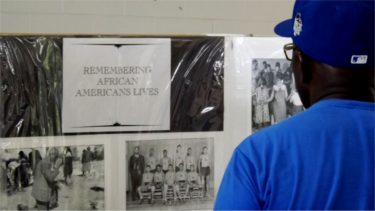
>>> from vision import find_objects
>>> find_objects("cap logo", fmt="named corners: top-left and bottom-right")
top-left (293, 13), bottom-right (303, 36)
top-left (351, 55), bottom-right (368, 64)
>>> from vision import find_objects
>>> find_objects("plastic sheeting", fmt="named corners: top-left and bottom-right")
top-left (0, 36), bottom-right (298, 210)
top-left (0, 36), bottom-right (224, 137)
top-left (0, 37), bottom-right (62, 137)
top-left (171, 37), bottom-right (224, 131)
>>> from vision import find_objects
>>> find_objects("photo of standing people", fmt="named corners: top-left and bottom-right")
top-left (0, 145), bottom-right (105, 210)
top-left (126, 138), bottom-right (214, 210)
top-left (252, 59), bottom-right (304, 131)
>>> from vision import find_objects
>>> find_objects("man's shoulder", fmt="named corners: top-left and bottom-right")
top-left (238, 108), bottom-right (319, 152)
top-left (239, 99), bottom-right (375, 153)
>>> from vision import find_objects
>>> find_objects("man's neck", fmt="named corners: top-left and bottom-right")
top-left (311, 88), bottom-right (375, 105)
top-left (311, 62), bottom-right (374, 104)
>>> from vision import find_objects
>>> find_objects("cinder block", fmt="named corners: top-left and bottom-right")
top-left (124, 0), bottom-right (185, 18)
top-left (154, 18), bottom-right (213, 34)
top-left (213, 20), bottom-right (250, 35)
top-left (63, 0), bottom-right (124, 15)
top-left (245, 21), bottom-right (280, 36)
top-left (0, 0), bottom-right (30, 13)
top-left (93, 16), bottom-right (156, 34)
top-left (28, 0), bottom-right (63, 14)
top-left (27, 14), bottom-right (94, 34)
top-left (61, 14), bottom-right (95, 33)
top-left (0, 0), bottom-right (63, 14)
top-left (245, 0), bottom-right (294, 22)
top-left (0, 13), bottom-right (29, 33)
top-left (28, 14), bottom-right (63, 33)
top-left (182, 0), bottom-right (248, 20)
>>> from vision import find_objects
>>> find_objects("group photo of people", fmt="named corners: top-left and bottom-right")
top-left (251, 59), bottom-right (304, 131)
top-left (126, 138), bottom-right (214, 210)
top-left (0, 145), bottom-right (105, 210)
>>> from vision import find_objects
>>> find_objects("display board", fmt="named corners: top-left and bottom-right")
top-left (0, 35), bottom-right (300, 210)
top-left (0, 36), bottom-right (224, 137)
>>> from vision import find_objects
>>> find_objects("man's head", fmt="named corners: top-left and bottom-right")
top-left (275, 62), bottom-right (280, 69)
top-left (149, 148), bottom-right (154, 156)
top-left (190, 164), bottom-right (195, 172)
top-left (202, 146), bottom-right (208, 154)
top-left (156, 164), bottom-right (161, 172)
top-left (275, 0), bottom-right (374, 107)
top-left (145, 165), bottom-right (150, 173)
top-left (262, 61), bottom-right (267, 69)
top-left (253, 60), bottom-right (258, 69)
top-left (163, 149), bottom-right (168, 157)
top-left (257, 78), bottom-right (266, 87)
top-left (187, 147), bottom-right (192, 155)
top-left (176, 144), bottom-right (182, 152)
top-left (168, 164), bottom-right (173, 171)
top-left (134, 146), bottom-right (139, 155)
top-left (179, 163), bottom-right (184, 171)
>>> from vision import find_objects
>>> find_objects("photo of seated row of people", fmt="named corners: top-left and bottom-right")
top-left (126, 138), bottom-right (214, 210)
top-left (251, 59), bottom-right (304, 130)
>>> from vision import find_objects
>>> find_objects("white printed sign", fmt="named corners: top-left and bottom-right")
top-left (62, 38), bottom-right (171, 133)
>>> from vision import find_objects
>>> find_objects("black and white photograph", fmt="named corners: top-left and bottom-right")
top-left (251, 58), bottom-right (304, 131)
top-left (0, 145), bottom-right (105, 210)
top-left (126, 138), bottom-right (214, 210)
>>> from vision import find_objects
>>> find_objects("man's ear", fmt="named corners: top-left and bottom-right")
top-left (293, 49), bottom-right (312, 84)
top-left (292, 49), bottom-right (303, 85)
top-left (292, 48), bottom-right (312, 108)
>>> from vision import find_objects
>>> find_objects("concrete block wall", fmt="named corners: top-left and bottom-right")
top-left (0, 0), bottom-right (293, 36)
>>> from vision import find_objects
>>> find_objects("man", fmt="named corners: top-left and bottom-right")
top-left (160, 149), bottom-right (172, 174)
top-left (255, 61), bottom-right (274, 89)
top-left (137, 165), bottom-right (155, 204)
top-left (0, 151), bottom-right (8, 210)
top-left (215, 0), bottom-right (374, 209)
top-left (187, 164), bottom-right (201, 196)
top-left (185, 147), bottom-right (195, 172)
top-left (264, 62), bottom-right (275, 89)
top-left (251, 60), bottom-right (260, 93)
top-left (128, 146), bottom-right (145, 201)
top-left (153, 164), bottom-right (164, 190)
top-left (163, 164), bottom-right (176, 203)
top-left (81, 148), bottom-right (92, 176)
top-left (32, 147), bottom-right (62, 210)
top-left (174, 163), bottom-right (188, 200)
top-left (278, 62), bottom-right (292, 94)
top-left (174, 145), bottom-right (184, 171)
top-left (63, 147), bottom-right (73, 185)
top-left (198, 146), bottom-right (210, 197)
top-left (146, 148), bottom-right (157, 173)
top-left (29, 149), bottom-right (42, 172)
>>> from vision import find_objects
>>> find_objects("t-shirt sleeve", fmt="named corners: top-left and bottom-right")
top-left (214, 147), bottom-right (262, 210)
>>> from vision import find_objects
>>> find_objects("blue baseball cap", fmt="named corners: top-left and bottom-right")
top-left (274, 0), bottom-right (374, 68)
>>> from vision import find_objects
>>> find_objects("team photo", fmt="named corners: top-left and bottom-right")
top-left (126, 138), bottom-right (214, 210)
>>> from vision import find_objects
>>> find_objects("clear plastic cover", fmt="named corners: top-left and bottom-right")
top-left (0, 36), bottom-right (224, 137)
top-left (0, 37), bottom-right (63, 137)
top-left (0, 35), bottom-right (301, 210)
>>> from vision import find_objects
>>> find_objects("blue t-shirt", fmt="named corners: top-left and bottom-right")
top-left (215, 99), bottom-right (375, 210)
